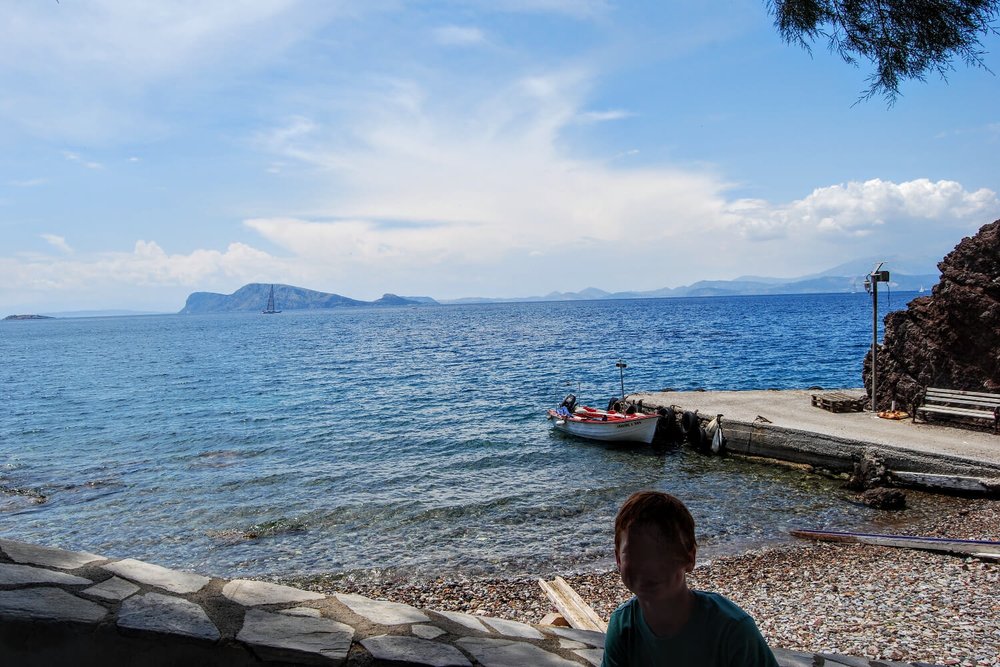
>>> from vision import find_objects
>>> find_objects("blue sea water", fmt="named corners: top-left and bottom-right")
top-left (1, 291), bottom-right (938, 582)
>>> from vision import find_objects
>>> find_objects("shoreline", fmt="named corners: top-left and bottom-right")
top-left (288, 498), bottom-right (1000, 665)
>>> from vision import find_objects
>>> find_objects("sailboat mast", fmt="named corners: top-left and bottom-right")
top-left (263, 284), bottom-right (279, 314)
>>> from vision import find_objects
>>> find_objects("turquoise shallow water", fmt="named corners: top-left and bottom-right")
top-left (1, 292), bottom-right (938, 581)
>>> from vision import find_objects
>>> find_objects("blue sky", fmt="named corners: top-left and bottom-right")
top-left (2, 1), bottom-right (999, 312)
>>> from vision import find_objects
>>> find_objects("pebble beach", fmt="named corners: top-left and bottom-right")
top-left (293, 499), bottom-right (1000, 666)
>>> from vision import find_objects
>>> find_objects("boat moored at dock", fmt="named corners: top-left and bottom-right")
top-left (547, 394), bottom-right (660, 444)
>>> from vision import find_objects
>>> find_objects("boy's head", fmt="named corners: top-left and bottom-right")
top-left (614, 491), bottom-right (697, 562)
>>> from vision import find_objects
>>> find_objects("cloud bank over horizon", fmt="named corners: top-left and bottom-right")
top-left (1, 1), bottom-right (998, 312)
top-left (6, 175), bottom-right (995, 312)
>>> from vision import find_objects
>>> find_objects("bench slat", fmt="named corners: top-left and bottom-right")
top-left (924, 390), bottom-right (1000, 407)
top-left (915, 387), bottom-right (999, 431)
top-left (923, 397), bottom-right (1000, 409)
top-left (925, 387), bottom-right (1000, 400)
top-left (917, 405), bottom-right (997, 419)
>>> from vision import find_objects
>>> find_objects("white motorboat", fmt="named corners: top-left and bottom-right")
top-left (547, 395), bottom-right (659, 444)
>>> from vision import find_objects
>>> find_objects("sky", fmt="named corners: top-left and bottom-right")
top-left (2, 1), bottom-right (999, 313)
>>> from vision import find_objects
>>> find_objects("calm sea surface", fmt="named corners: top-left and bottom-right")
top-left (1, 291), bottom-right (942, 582)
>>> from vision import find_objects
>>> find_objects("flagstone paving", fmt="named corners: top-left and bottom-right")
top-left (0, 538), bottom-right (951, 665)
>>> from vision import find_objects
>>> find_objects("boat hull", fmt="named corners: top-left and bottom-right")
top-left (547, 408), bottom-right (659, 444)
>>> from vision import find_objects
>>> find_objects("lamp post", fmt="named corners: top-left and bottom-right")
top-left (616, 360), bottom-right (627, 402)
top-left (865, 263), bottom-right (890, 412)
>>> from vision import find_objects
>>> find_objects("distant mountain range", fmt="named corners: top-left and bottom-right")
top-left (441, 260), bottom-right (938, 304)
top-left (179, 261), bottom-right (938, 313)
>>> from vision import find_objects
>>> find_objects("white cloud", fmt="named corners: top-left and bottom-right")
top-left (0, 1), bottom-right (356, 143)
top-left (7, 178), bottom-right (47, 188)
top-left (712, 179), bottom-right (999, 277)
top-left (238, 64), bottom-right (1000, 294)
top-left (723, 179), bottom-right (998, 241)
top-left (576, 109), bottom-right (634, 124)
top-left (4, 2), bottom-right (305, 81)
top-left (41, 233), bottom-right (73, 254)
top-left (250, 69), bottom-right (729, 279)
top-left (3, 6), bottom-right (997, 306)
top-left (0, 240), bottom-right (279, 305)
top-left (482, 0), bottom-right (611, 19)
top-left (433, 25), bottom-right (487, 47)
top-left (4, 172), bottom-right (996, 310)
top-left (63, 151), bottom-right (103, 170)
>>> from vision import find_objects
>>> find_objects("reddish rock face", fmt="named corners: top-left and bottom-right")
top-left (863, 219), bottom-right (1000, 412)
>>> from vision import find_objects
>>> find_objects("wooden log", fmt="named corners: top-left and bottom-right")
top-left (891, 470), bottom-right (1000, 494)
top-left (537, 576), bottom-right (607, 632)
top-left (790, 528), bottom-right (1000, 560)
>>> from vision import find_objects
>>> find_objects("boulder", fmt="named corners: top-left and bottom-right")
top-left (864, 219), bottom-right (1000, 413)
top-left (845, 450), bottom-right (889, 491)
top-left (859, 487), bottom-right (907, 510)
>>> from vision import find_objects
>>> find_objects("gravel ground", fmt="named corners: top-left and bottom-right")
top-left (293, 499), bottom-right (1000, 666)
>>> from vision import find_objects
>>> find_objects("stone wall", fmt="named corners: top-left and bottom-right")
top-left (0, 537), bottom-right (930, 666)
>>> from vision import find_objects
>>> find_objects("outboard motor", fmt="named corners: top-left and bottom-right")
top-left (705, 414), bottom-right (726, 454)
top-left (560, 394), bottom-right (577, 413)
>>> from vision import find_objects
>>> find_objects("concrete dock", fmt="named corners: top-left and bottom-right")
top-left (630, 389), bottom-right (1000, 491)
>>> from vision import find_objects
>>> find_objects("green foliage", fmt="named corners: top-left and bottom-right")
top-left (768, 0), bottom-right (999, 103)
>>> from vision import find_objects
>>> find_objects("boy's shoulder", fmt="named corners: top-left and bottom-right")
top-left (608, 592), bottom-right (751, 630)
top-left (692, 590), bottom-right (754, 623)
top-left (608, 596), bottom-right (639, 624)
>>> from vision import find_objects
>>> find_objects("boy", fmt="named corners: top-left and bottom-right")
top-left (602, 491), bottom-right (778, 666)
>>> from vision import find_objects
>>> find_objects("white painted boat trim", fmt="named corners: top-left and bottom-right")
top-left (547, 407), bottom-right (659, 444)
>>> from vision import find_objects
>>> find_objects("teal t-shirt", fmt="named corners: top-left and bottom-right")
top-left (601, 591), bottom-right (779, 667)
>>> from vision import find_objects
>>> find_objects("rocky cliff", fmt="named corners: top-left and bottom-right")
top-left (864, 219), bottom-right (1000, 411)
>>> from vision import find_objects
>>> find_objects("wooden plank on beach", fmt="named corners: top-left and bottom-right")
top-left (537, 576), bottom-right (607, 632)
top-left (790, 528), bottom-right (1000, 560)
top-left (891, 470), bottom-right (1000, 494)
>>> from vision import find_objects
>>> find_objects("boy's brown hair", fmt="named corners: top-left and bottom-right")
top-left (614, 491), bottom-right (697, 558)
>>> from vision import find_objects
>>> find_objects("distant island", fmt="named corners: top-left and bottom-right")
top-left (178, 284), bottom-right (437, 314)
top-left (3, 314), bottom-right (54, 320)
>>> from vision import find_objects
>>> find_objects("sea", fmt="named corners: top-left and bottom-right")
top-left (1, 290), bottom-right (948, 583)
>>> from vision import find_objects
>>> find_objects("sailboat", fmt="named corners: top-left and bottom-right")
top-left (262, 284), bottom-right (281, 314)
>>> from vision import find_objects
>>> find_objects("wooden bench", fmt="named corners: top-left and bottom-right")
top-left (914, 387), bottom-right (1000, 432)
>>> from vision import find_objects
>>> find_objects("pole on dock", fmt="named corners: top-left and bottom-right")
top-left (616, 360), bottom-right (627, 402)
top-left (865, 264), bottom-right (889, 412)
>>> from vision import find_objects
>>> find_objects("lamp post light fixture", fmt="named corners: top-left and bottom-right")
top-left (616, 360), bottom-right (627, 403)
top-left (865, 263), bottom-right (890, 412)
